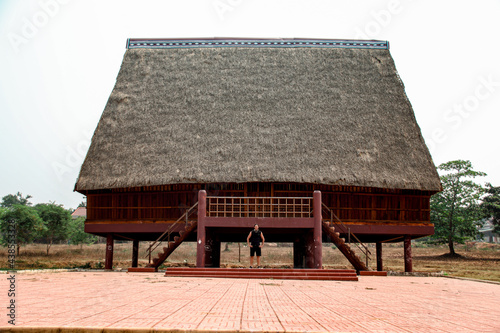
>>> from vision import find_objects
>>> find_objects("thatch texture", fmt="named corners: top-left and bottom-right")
top-left (75, 39), bottom-right (441, 192)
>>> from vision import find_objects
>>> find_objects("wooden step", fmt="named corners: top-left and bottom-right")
top-left (359, 271), bottom-right (387, 276)
top-left (128, 267), bottom-right (157, 273)
top-left (166, 274), bottom-right (358, 281)
top-left (164, 268), bottom-right (358, 281)
top-left (166, 268), bottom-right (356, 273)
top-left (165, 270), bottom-right (356, 277)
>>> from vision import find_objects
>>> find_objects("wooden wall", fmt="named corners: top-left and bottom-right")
top-left (85, 183), bottom-right (432, 224)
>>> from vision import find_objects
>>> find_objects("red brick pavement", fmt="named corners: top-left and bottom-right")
top-left (1, 271), bottom-right (499, 332)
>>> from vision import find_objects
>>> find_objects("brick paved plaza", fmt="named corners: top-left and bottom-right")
top-left (1, 271), bottom-right (499, 332)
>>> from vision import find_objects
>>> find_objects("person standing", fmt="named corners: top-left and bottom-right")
top-left (247, 224), bottom-right (265, 268)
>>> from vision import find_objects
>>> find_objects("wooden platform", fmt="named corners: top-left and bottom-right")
top-left (359, 270), bottom-right (388, 276)
top-left (128, 267), bottom-right (157, 273)
top-left (163, 268), bottom-right (359, 281)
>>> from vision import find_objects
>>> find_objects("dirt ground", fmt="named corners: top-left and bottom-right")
top-left (1, 241), bottom-right (499, 282)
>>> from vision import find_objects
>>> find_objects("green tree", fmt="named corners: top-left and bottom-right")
top-left (68, 217), bottom-right (97, 249)
top-left (482, 183), bottom-right (500, 233)
top-left (35, 203), bottom-right (71, 255)
top-left (77, 200), bottom-right (86, 208)
top-left (430, 160), bottom-right (486, 256)
top-left (1, 192), bottom-right (32, 208)
top-left (0, 205), bottom-right (45, 255)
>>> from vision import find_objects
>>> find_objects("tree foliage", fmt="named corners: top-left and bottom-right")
top-left (1, 192), bottom-right (32, 208)
top-left (68, 216), bottom-right (97, 248)
top-left (0, 205), bottom-right (45, 255)
top-left (482, 183), bottom-right (500, 234)
top-left (430, 160), bottom-right (486, 255)
top-left (35, 203), bottom-right (71, 255)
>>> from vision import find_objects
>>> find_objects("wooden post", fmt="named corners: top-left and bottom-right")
top-left (313, 190), bottom-right (322, 269)
top-left (148, 241), bottom-right (152, 264)
top-left (293, 238), bottom-right (305, 268)
top-left (404, 235), bottom-right (412, 273)
top-left (132, 239), bottom-right (139, 268)
top-left (376, 242), bottom-right (383, 271)
top-left (204, 228), bottom-right (219, 267)
top-left (105, 234), bottom-right (114, 270)
top-left (212, 239), bottom-right (221, 268)
top-left (305, 231), bottom-right (314, 268)
top-left (196, 190), bottom-right (207, 268)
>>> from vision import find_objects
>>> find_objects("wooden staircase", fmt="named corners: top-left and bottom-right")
top-left (322, 204), bottom-right (370, 272)
top-left (164, 268), bottom-right (358, 281)
top-left (147, 220), bottom-right (198, 270)
top-left (128, 202), bottom-right (198, 273)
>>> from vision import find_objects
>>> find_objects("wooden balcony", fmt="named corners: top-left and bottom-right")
top-left (206, 196), bottom-right (312, 218)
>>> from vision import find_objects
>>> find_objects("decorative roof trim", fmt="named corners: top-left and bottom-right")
top-left (126, 38), bottom-right (389, 50)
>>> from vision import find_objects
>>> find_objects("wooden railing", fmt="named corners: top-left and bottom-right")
top-left (145, 201), bottom-right (198, 259)
top-left (322, 203), bottom-right (371, 266)
top-left (206, 196), bottom-right (312, 218)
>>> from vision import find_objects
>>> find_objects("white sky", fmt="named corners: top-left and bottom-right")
top-left (1, 0), bottom-right (499, 210)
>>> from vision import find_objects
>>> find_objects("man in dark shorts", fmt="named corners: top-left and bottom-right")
top-left (247, 224), bottom-right (265, 268)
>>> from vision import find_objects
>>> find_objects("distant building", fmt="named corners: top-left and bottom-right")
top-left (71, 207), bottom-right (87, 219)
top-left (478, 219), bottom-right (499, 243)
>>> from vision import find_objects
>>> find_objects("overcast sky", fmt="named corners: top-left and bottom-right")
top-left (1, 0), bottom-right (499, 210)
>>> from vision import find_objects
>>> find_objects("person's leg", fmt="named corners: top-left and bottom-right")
top-left (256, 255), bottom-right (260, 267)
top-left (250, 247), bottom-right (255, 267)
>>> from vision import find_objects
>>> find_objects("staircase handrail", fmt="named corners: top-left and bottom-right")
top-left (321, 203), bottom-right (371, 259)
top-left (145, 201), bottom-right (198, 258)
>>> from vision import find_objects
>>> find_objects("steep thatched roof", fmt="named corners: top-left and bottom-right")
top-left (75, 38), bottom-right (441, 192)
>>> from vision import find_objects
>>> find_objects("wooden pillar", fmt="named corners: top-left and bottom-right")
top-left (105, 234), bottom-right (114, 270)
top-left (305, 230), bottom-right (314, 268)
top-left (313, 190), bottom-right (322, 269)
top-left (212, 239), bottom-right (221, 268)
top-left (131, 239), bottom-right (139, 268)
top-left (376, 242), bottom-right (383, 271)
top-left (293, 238), bottom-right (305, 268)
top-left (196, 190), bottom-right (207, 268)
top-left (204, 229), bottom-right (213, 267)
top-left (404, 235), bottom-right (412, 273)
top-left (204, 228), bottom-right (220, 267)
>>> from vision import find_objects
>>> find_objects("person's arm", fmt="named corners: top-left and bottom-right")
top-left (260, 232), bottom-right (265, 247)
top-left (247, 232), bottom-right (252, 247)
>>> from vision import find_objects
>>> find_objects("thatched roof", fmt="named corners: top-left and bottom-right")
top-left (75, 38), bottom-right (441, 192)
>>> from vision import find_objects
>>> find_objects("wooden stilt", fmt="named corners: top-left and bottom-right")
top-left (305, 230), bottom-right (314, 268)
top-left (404, 235), bottom-right (412, 273)
top-left (132, 239), bottom-right (139, 268)
top-left (105, 234), bottom-right (114, 270)
top-left (376, 242), bottom-right (383, 271)
top-left (293, 238), bottom-right (306, 268)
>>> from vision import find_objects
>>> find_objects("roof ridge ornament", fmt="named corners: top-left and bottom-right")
top-left (126, 38), bottom-right (389, 50)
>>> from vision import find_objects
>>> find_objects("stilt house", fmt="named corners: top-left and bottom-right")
top-left (74, 38), bottom-right (442, 273)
